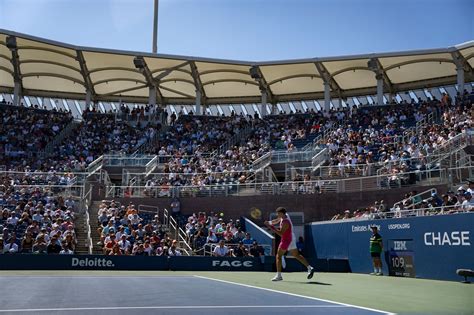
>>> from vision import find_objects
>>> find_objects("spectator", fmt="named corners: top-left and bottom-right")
top-left (171, 198), bottom-right (181, 217)
top-left (231, 241), bottom-right (248, 257)
top-left (47, 235), bottom-right (62, 254)
top-left (33, 234), bottom-right (48, 254)
top-left (206, 230), bottom-right (217, 243)
top-left (213, 239), bottom-right (229, 257)
top-left (118, 234), bottom-right (131, 254)
top-left (59, 242), bottom-right (74, 255)
top-left (249, 241), bottom-right (265, 257)
top-left (3, 238), bottom-right (18, 254)
top-left (168, 240), bottom-right (182, 256)
top-left (461, 192), bottom-right (474, 212)
top-left (242, 232), bottom-right (254, 245)
top-left (21, 233), bottom-right (34, 253)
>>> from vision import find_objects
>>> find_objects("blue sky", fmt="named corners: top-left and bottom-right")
top-left (0, 0), bottom-right (472, 61)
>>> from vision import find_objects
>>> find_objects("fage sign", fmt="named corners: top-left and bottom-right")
top-left (212, 260), bottom-right (253, 268)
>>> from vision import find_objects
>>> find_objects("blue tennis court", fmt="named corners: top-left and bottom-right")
top-left (0, 275), bottom-right (393, 314)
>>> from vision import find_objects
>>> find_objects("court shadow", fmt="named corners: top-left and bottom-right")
top-left (294, 281), bottom-right (332, 285)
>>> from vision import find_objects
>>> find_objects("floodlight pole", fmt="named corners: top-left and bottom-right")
top-left (149, 0), bottom-right (159, 106)
top-left (152, 0), bottom-right (159, 53)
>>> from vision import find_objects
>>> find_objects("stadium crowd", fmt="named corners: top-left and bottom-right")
top-left (181, 210), bottom-right (265, 257)
top-left (0, 173), bottom-right (78, 254)
top-left (96, 200), bottom-right (183, 256)
top-left (331, 180), bottom-right (474, 221)
top-left (0, 100), bottom-right (73, 170)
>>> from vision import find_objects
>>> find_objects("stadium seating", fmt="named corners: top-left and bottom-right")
top-left (0, 172), bottom-right (78, 254)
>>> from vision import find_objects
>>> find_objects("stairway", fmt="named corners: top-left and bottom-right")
top-left (74, 213), bottom-right (91, 254)
top-left (39, 119), bottom-right (81, 158)
top-left (88, 201), bottom-right (104, 254)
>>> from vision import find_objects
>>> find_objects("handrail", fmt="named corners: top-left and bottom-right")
top-left (145, 155), bottom-right (158, 176)
top-left (82, 186), bottom-right (93, 255)
top-left (311, 147), bottom-right (328, 168)
top-left (387, 204), bottom-right (468, 218)
top-left (330, 205), bottom-right (466, 222)
top-left (10, 184), bottom-right (86, 188)
top-left (104, 166), bottom-right (472, 197)
top-left (204, 243), bottom-right (272, 256)
top-left (168, 214), bottom-right (193, 255)
top-left (0, 170), bottom-right (91, 176)
top-left (392, 188), bottom-right (437, 210)
top-left (287, 142), bottom-right (471, 180)
top-left (252, 151), bottom-right (272, 171)
top-left (86, 155), bottom-right (104, 175)
top-left (38, 118), bottom-right (79, 158)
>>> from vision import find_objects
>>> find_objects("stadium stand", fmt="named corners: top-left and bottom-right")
top-left (0, 100), bottom-right (73, 170)
top-left (0, 172), bottom-right (79, 254)
top-left (0, 30), bottom-right (472, 260)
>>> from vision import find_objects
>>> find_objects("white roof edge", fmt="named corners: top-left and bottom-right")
top-left (455, 40), bottom-right (474, 50)
top-left (1, 28), bottom-right (472, 67)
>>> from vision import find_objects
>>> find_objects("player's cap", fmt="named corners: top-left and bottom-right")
top-left (370, 225), bottom-right (378, 230)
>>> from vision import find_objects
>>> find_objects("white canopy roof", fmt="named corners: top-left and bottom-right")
top-left (0, 29), bottom-right (472, 105)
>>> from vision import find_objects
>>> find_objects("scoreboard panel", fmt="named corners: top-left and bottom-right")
top-left (387, 239), bottom-right (416, 278)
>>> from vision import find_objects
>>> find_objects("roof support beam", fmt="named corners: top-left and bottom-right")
top-left (134, 56), bottom-right (163, 106)
top-left (368, 58), bottom-right (393, 105)
top-left (6, 36), bottom-right (23, 106)
top-left (76, 50), bottom-right (95, 106)
top-left (153, 61), bottom-right (190, 81)
top-left (190, 61), bottom-right (206, 114)
top-left (314, 62), bottom-right (342, 111)
top-left (373, 58), bottom-right (393, 94)
top-left (249, 65), bottom-right (275, 106)
top-left (451, 51), bottom-right (473, 93)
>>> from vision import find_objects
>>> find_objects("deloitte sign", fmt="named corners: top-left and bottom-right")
top-left (71, 257), bottom-right (115, 268)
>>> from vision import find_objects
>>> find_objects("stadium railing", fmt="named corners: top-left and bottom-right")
top-left (162, 208), bottom-right (193, 255)
top-left (386, 205), bottom-right (468, 218)
top-left (392, 188), bottom-right (438, 210)
top-left (11, 185), bottom-right (85, 209)
top-left (82, 186), bottom-right (93, 254)
top-left (123, 170), bottom-right (256, 187)
top-left (269, 149), bottom-right (322, 164)
top-left (202, 243), bottom-right (272, 256)
top-left (103, 165), bottom-right (472, 198)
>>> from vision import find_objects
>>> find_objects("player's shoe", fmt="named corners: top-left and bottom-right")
top-left (370, 272), bottom-right (377, 275)
top-left (376, 272), bottom-right (383, 276)
top-left (271, 275), bottom-right (283, 281)
top-left (307, 267), bottom-right (315, 279)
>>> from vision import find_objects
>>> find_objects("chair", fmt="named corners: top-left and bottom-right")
top-left (456, 269), bottom-right (474, 284)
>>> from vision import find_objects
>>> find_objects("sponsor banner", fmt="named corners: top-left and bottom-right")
top-left (168, 256), bottom-right (263, 271)
top-left (0, 255), bottom-right (169, 271)
top-left (388, 239), bottom-right (414, 252)
top-left (308, 213), bottom-right (474, 281)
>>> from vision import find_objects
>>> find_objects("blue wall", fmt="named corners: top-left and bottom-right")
top-left (305, 213), bottom-right (474, 281)
top-left (241, 217), bottom-right (274, 255)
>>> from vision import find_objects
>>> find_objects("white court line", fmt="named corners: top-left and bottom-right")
top-left (0, 276), bottom-right (195, 279)
top-left (0, 305), bottom-right (347, 312)
top-left (194, 275), bottom-right (396, 315)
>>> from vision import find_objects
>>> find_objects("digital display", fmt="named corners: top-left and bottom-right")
top-left (388, 239), bottom-right (416, 278)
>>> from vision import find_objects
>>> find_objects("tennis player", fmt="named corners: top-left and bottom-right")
top-left (265, 207), bottom-right (315, 281)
